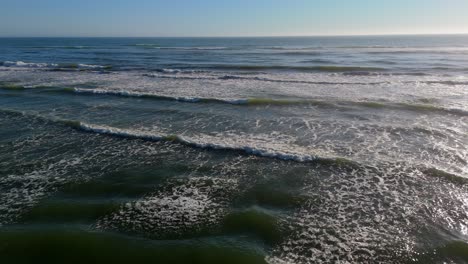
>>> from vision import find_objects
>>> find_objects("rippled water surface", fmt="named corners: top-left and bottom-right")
top-left (0, 36), bottom-right (467, 263)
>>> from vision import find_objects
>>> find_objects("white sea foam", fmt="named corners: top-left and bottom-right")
top-left (2, 61), bottom-right (58, 68)
top-left (73, 88), bottom-right (244, 104)
top-left (96, 176), bottom-right (238, 236)
top-left (77, 123), bottom-right (322, 162)
top-left (77, 63), bottom-right (107, 69)
top-left (70, 88), bottom-right (468, 117)
top-left (1, 61), bottom-right (109, 71)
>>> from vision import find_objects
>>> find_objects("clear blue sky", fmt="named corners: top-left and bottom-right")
top-left (1, 0), bottom-right (468, 37)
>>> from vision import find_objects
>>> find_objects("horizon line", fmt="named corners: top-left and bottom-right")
top-left (1, 32), bottom-right (468, 38)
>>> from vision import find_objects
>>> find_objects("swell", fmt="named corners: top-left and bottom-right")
top-left (70, 124), bottom-right (376, 170)
top-left (153, 67), bottom-right (466, 76)
top-left (412, 241), bottom-right (468, 263)
top-left (149, 65), bottom-right (387, 74)
top-left (1, 108), bottom-right (466, 185)
top-left (422, 80), bottom-right (468, 86)
top-left (0, 108), bottom-right (346, 165)
top-left (49, 122), bottom-right (468, 186)
top-left (203, 65), bottom-right (387, 72)
top-left (366, 49), bottom-right (468, 55)
top-left (0, 228), bottom-right (266, 263)
top-left (0, 84), bottom-right (75, 92)
top-left (149, 68), bottom-right (449, 78)
top-left (131, 44), bottom-right (231, 50)
top-left (343, 71), bottom-right (429, 76)
top-left (4, 60), bottom-right (467, 77)
top-left (1, 61), bottom-right (112, 70)
top-left (29, 45), bottom-right (95, 49)
top-left (147, 71), bottom-right (468, 86)
top-left (71, 88), bottom-right (342, 107)
top-left (423, 168), bottom-right (468, 185)
top-left (2, 84), bottom-right (467, 116)
top-left (143, 73), bottom-right (388, 85)
top-left (70, 88), bottom-right (468, 116)
top-left (76, 123), bottom-right (328, 163)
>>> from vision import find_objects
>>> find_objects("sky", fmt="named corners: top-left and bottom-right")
top-left (1, 0), bottom-right (468, 37)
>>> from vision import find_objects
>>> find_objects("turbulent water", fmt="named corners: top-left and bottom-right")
top-left (0, 36), bottom-right (467, 263)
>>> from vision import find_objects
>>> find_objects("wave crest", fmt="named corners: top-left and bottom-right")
top-left (76, 123), bottom-right (323, 162)
top-left (1, 61), bottom-right (111, 70)
top-left (70, 88), bottom-right (468, 116)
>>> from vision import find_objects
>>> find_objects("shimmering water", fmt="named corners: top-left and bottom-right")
top-left (0, 36), bottom-right (467, 263)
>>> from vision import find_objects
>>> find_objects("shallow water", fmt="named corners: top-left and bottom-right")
top-left (0, 36), bottom-right (467, 263)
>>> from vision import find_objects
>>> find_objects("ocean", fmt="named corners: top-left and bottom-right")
top-left (0, 35), bottom-right (467, 263)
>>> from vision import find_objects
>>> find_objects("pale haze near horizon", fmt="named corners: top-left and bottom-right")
top-left (1, 0), bottom-right (468, 37)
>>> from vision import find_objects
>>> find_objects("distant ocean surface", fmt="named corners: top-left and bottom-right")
top-left (0, 36), bottom-right (467, 263)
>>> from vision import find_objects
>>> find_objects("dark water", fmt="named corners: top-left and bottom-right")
top-left (0, 36), bottom-right (467, 263)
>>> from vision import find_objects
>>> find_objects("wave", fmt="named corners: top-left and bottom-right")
top-left (2, 80), bottom-right (465, 116)
top-left (300, 59), bottom-right (336, 63)
top-left (145, 71), bottom-right (468, 86)
top-left (417, 240), bottom-right (468, 263)
top-left (334, 45), bottom-right (401, 49)
top-left (258, 46), bottom-right (291, 50)
top-left (275, 51), bottom-right (323, 56)
top-left (72, 88), bottom-right (223, 103)
top-left (151, 69), bottom-right (208, 74)
top-left (422, 80), bottom-right (468, 86)
top-left (74, 122), bottom-right (351, 164)
top-left (143, 72), bottom-right (388, 85)
top-left (133, 44), bottom-right (230, 50)
top-left (0, 107), bottom-right (345, 164)
top-left (144, 64), bottom-right (387, 73)
top-left (253, 45), bottom-right (460, 51)
top-left (148, 64), bottom-right (389, 73)
top-left (55, 63), bottom-right (111, 70)
top-left (0, 83), bottom-right (76, 93)
top-left (135, 45), bottom-right (336, 51)
top-left (218, 75), bottom-right (390, 85)
top-left (37, 118), bottom-right (468, 178)
top-left (423, 168), bottom-right (468, 185)
top-left (342, 71), bottom-right (429, 76)
top-left (72, 88), bottom-right (329, 106)
top-left (144, 73), bottom-right (215, 80)
top-left (217, 75), bottom-right (387, 85)
top-left (394, 102), bottom-right (468, 116)
top-left (255, 46), bottom-right (329, 51)
top-left (73, 88), bottom-right (303, 105)
top-left (1, 108), bottom-right (466, 184)
top-left (0, 83), bottom-right (26, 90)
top-left (70, 88), bottom-right (468, 116)
top-left (0, 109), bottom-right (326, 164)
top-left (0, 228), bottom-right (267, 263)
top-left (133, 44), bottom-right (160, 47)
top-left (207, 65), bottom-right (387, 72)
top-left (254, 45), bottom-right (440, 50)
top-left (1, 61), bottom-right (111, 70)
top-left (366, 49), bottom-right (468, 55)
top-left (30, 45), bottom-right (95, 49)
top-left (62, 46), bottom-right (94, 49)
top-left (346, 99), bottom-right (468, 116)
top-left (1, 61), bottom-right (56, 68)
top-left (161, 46), bottom-right (229, 50)
top-left (2, 84), bottom-right (466, 116)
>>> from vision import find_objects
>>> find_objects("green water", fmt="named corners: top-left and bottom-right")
top-left (1, 36), bottom-right (468, 263)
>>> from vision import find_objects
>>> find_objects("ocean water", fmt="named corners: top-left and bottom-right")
top-left (0, 35), bottom-right (467, 263)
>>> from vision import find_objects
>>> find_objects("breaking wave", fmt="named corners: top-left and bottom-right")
top-left (70, 88), bottom-right (468, 116)
top-left (1, 61), bottom-right (111, 70)
top-left (144, 72), bottom-right (388, 85)
top-left (206, 65), bottom-right (387, 72)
